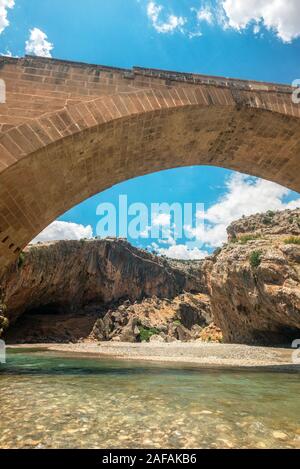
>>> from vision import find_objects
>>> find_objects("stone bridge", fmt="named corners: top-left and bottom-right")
top-left (0, 55), bottom-right (299, 270)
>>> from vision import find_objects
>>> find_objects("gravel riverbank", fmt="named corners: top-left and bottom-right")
top-left (8, 342), bottom-right (300, 369)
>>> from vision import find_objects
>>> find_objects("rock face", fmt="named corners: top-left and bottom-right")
top-left (1, 238), bottom-right (206, 325)
top-left (5, 293), bottom-right (215, 344)
top-left (207, 209), bottom-right (300, 344)
top-left (2, 208), bottom-right (300, 346)
top-left (1, 238), bottom-right (211, 343)
top-left (91, 292), bottom-right (213, 343)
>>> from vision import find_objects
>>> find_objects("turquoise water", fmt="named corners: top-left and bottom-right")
top-left (0, 349), bottom-right (300, 449)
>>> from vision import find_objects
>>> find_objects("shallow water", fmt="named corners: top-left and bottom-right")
top-left (0, 349), bottom-right (300, 449)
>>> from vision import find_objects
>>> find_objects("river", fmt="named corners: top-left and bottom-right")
top-left (0, 348), bottom-right (299, 449)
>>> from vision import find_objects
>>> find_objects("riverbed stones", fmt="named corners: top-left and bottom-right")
top-left (272, 431), bottom-right (289, 441)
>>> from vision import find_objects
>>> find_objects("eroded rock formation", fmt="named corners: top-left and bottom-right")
top-left (207, 209), bottom-right (300, 344)
top-left (91, 292), bottom-right (213, 343)
top-left (2, 208), bottom-right (300, 346)
top-left (1, 238), bottom-right (211, 343)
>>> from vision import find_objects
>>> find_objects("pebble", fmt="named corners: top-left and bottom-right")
top-left (273, 431), bottom-right (288, 441)
top-left (217, 438), bottom-right (234, 448)
top-left (216, 424), bottom-right (231, 432)
top-left (257, 441), bottom-right (267, 449)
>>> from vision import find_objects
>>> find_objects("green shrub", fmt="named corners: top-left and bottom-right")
top-left (262, 216), bottom-right (272, 225)
top-left (17, 251), bottom-right (25, 269)
top-left (238, 234), bottom-right (261, 244)
top-left (249, 250), bottom-right (262, 268)
top-left (284, 236), bottom-right (300, 245)
top-left (266, 210), bottom-right (275, 218)
top-left (173, 320), bottom-right (182, 326)
top-left (138, 326), bottom-right (160, 342)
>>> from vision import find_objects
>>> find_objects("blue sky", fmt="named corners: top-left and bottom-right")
top-left (1, 0), bottom-right (300, 258)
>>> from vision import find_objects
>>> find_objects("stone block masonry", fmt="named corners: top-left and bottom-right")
top-left (0, 55), bottom-right (300, 270)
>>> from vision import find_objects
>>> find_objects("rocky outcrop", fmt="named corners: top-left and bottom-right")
top-left (1, 238), bottom-right (210, 343)
top-left (207, 209), bottom-right (300, 344)
top-left (227, 209), bottom-right (300, 240)
top-left (91, 292), bottom-right (213, 343)
top-left (5, 292), bottom-right (214, 344)
top-left (2, 208), bottom-right (300, 346)
top-left (1, 238), bottom-right (206, 326)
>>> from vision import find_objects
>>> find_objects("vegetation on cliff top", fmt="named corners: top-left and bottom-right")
top-left (249, 251), bottom-right (263, 269)
top-left (284, 236), bottom-right (300, 245)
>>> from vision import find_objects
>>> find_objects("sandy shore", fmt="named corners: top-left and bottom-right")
top-left (7, 341), bottom-right (300, 370)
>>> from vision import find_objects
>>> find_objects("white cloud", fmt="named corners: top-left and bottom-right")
top-left (147, 1), bottom-right (186, 34)
top-left (25, 28), bottom-right (54, 57)
top-left (253, 24), bottom-right (260, 35)
top-left (140, 212), bottom-right (172, 238)
top-left (144, 1), bottom-right (300, 43)
top-left (158, 244), bottom-right (208, 260)
top-left (0, 49), bottom-right (11, 56)
top-left (188, 4), bottom-right (214, 37)
top-left (188, 31), bottom-right (203, 39)
top-left (195, 6), bottom-right (214, 24)
top-left (152, 212), bottom-right (171, 227)
top-left (31, 221), bottom-right (93, 244)
top-left (221, 0), bottom-right (300, 43)
top-left (187, 173), bottom-right (300, 248)
top-left (0, 0), bottom-right (14, 34)
top-left (144, 172), bottom-right (300, 259)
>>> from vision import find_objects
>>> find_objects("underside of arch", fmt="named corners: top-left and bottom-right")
top-left (0, 103), bottom-right (300, 269)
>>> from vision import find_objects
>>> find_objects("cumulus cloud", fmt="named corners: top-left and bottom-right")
top-left (31, 221), bottom-right (93, 244)
top-left (147, 1), bottom-right (186, 34)
top-left (187, 173), bottom-right (300, 248)
top-left (144, 1), bottom-right (300, 43)
top-left (25, 27), bottom-right (54, 57)
top-left (221, 0), bottom-right (300, 43)
top-left (157, 243), bottom-right (209, 260)
top-left (0, 0), bottom-right (14, 34)
top-left (145, 172), bottom-right (300, 260)
top-left (152, 212), bottom-right (171, 227)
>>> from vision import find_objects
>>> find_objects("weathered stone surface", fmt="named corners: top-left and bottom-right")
top-left (2, 208), bottom-right (300, 346)
top-left (1, 238), bottom-right (206, 326)
top-left (2, 238), bottom-right (211, 343)
top-left (207, 209), bottom-right (300, 344)
top-left (91, 292), bottom-right (212, 343)
top-left (1, 56), bottom-right (300, 271)
top-left (111, 318), bottom-right (140, 343)
top-left (227, 209), bottom-right (300, 240)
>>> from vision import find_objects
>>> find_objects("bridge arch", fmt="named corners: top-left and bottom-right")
top-left (0, 56), bottom-right (300, 269)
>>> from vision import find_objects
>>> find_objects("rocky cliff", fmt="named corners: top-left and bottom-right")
top-left (1, 208), bottom-right (300, 346)
top-left (1, 238), bottom-right (211, 343)
top-left (207, 209), bottom-right (300, 344)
